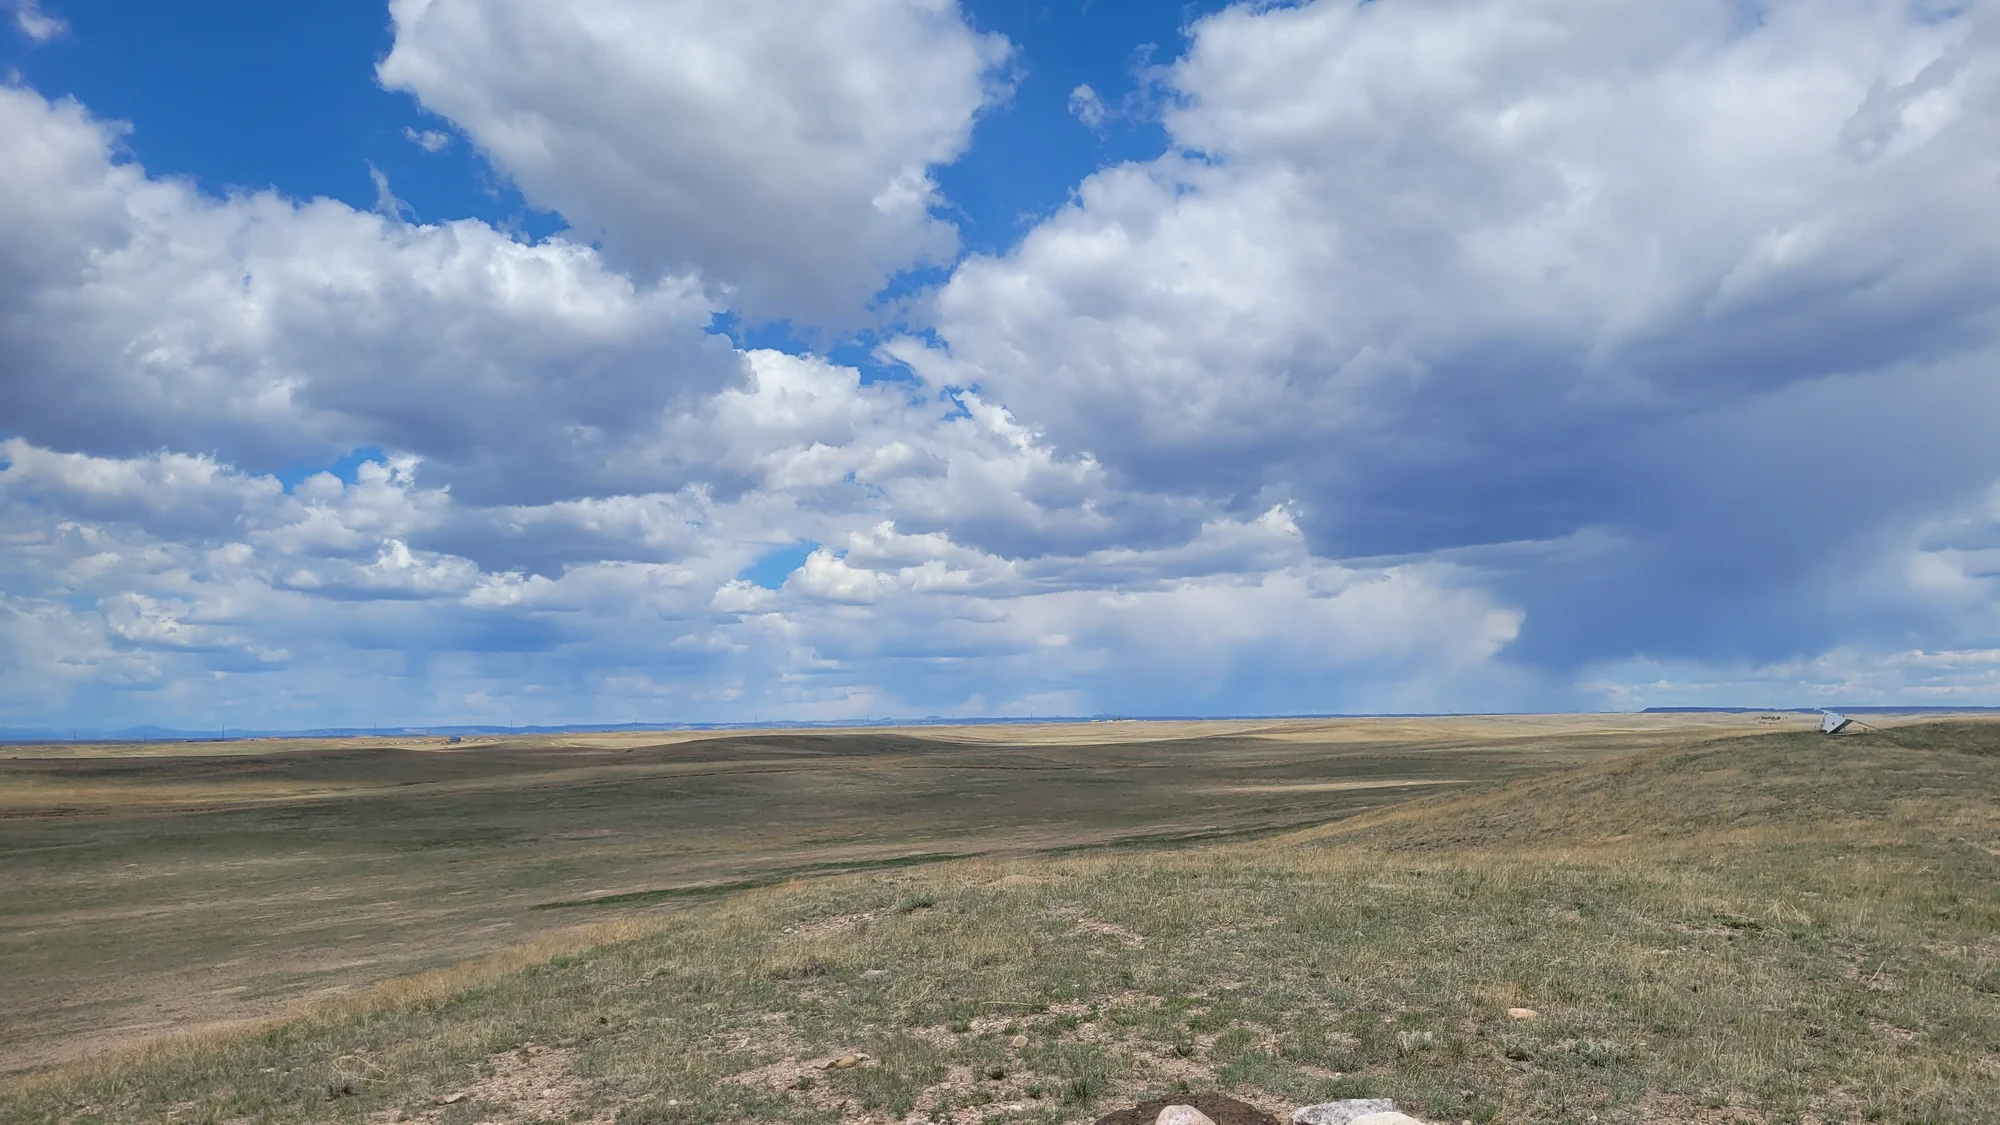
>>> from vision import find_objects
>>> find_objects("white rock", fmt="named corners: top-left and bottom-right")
top-left (1157, 1106), bottom-right (1218, 1125)
top-left (1292, 1101), bottom-right (1397, 1125)
top-left (1506, 1007), bottom-right (1538, 1020)
top-left (1348, 1115), bottom-right (1427, 1125)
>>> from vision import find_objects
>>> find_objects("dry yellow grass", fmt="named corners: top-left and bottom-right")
top-left (3, 716), bottom-right (1659, 1074)
top-left (1, 720), bottom-right (1993, 1124)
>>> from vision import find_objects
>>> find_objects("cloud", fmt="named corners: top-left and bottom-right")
top-left (909, 0), bottom-right (2000, 685)
top-left (0, 85), bottom-right (736, 506)
top-left (0, 82), bottom-right (1524, 725)
top-left (1068, 83), bottom-right (1107, 130)
top-left (8, 0), bottom-right (65, 42)
top-left (401, 125), bottom-right (451, 153)
top-left (8, 1), bottom-right (2000, 724)
top-left (377, 0), bottom-right (1013, 324)
top-left (0, 431), bottom-right (1522, 725)
top-left (1580, 647), bottom-right (2000, 711)
top-left (367, 162), bottom-right (411, 219)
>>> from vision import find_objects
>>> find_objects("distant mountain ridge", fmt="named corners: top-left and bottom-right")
top-left (6, 706), bottom-right (2000, 743)
top-left (5, 715), bottom-right (1134, 742)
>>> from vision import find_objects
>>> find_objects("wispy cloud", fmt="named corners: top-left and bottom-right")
top-left (9, 0), bottom-right (66, 43)
top-left (402, 125), bottom-right (450, 153)
top-left (367, 162), bottom-right (412, 220)
top-left (1068, 83), bottom-right (1107, 130)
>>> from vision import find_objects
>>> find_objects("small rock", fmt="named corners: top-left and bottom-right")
top-left (1292, 1100), bottom-right (1398, 1125)
top-left (1156, 1106), bottom-right (1218, 1125)
top-left (1506, 1007), bottom-right (1538, 1020)
top-left (1010, 1033), bottom-right (1029, 1048)
top-left (861, 969), bottom-right (889, 979)
top-left (1347, 1115), bottom-right (1426, 1125)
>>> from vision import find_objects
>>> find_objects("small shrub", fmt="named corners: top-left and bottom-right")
top-left (1212, 1026), bottom-right (1256, 1059)
top-left (764, 953), bottom-right (834, 980)
top-left (1065, 1073), bottom-right (1104, 1104)
top-left (1571, 1038), bottom-right (1624, 1068)
top-left (1320, 1077), bottom-right (1376, 1101)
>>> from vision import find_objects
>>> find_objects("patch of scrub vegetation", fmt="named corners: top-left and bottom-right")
top-left (3, 726), bottom-right (1995, 1124)
top-left (534, 853), bottom-right (976, 909)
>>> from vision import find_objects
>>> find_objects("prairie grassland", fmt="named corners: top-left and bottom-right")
top-left (0, 717), bottom-right (1690, 1074)
top-left (2, 720), bottom-right (1993, 1124)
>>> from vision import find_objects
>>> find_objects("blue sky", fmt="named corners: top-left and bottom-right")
top-left (3, 0), bottom-right (2000, 729)
top-left (0, 2), bottom-right (1219, 258)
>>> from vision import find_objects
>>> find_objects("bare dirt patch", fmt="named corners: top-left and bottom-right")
top-left (1094, 1094), bottom-right (1280, 1125)
top-left (370, 1045), bottom-right (611, 1125)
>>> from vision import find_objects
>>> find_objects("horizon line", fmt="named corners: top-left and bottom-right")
top-left (7, 705), bottom-right (2000, 744)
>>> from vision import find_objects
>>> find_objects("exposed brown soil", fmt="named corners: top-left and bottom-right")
top-left (1094, 1093), bottom-right (1282, 1125)
top-left (367, 1044), bottom-right (613, 1124)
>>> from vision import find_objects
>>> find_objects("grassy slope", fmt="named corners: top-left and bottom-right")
top-left (0, 724), bottom-right (1617, 1072)
top-left (4, 725), bottom-right (1995, 1125)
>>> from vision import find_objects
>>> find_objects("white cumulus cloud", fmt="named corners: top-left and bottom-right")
top-left (908, 0), bottom-right (2000, 694)
top-left (378, 0), bottom-right (1013, 324)
top-left (8, 0), bottom-right (2000, 725)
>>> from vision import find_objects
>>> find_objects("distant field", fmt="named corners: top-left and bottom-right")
top-left (10, 713), bottom-right (1994, 1125)
top-left (0, 714), bottom-right (1794, 1076)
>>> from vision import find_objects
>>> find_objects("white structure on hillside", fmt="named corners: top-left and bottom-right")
top-left (1818, 711), bottom-right (1852, 734)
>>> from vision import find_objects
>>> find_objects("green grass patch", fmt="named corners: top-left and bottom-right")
top-left (531, 853), bottom-right (975, 909)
